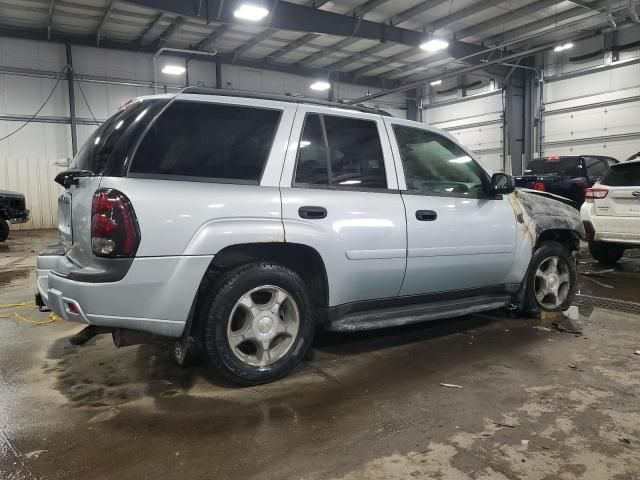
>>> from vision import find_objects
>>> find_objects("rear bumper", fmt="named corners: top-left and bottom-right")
top-left (10, 210), bottom-right (29, 224)
top-left (581, 203), bottom-right (640, 246)
top-left (36, 250), bottom-right (213, 337)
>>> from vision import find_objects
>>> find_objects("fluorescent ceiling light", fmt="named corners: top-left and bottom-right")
top-left (233, 4), bottom-right (269, 21)
top-left (430, 79), bottom-right (442, 86)
top-left (449, 156), bottom-right (471, 163)
top-left (420, 38), bottom-right (449, 52)
top-left (310, 81), bottom-right (331, 91)
top-left (162, 65), bottom-right (186, 75)
top-left (554, 42), bottom-right (574, 52)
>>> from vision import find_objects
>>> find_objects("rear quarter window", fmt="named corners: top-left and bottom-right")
top-left (129, 101), bottom-right (282, 183)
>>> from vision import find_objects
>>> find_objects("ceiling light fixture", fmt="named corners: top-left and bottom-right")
top-left (420, 38), bottom-right (449, 52)
top-left (430, 79), bottom-right (442, 86)
top-left (161, 65), bottom-right (186, 75)
top-left (310, 80), bottom-right (331, 91)
top-left (233, 3), bottom-right (269, 21)
top-left (554, 42), bottom-right (574, 52)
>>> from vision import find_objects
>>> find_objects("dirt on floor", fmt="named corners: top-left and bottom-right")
top-left (1, 230), bottom-right (640, 480)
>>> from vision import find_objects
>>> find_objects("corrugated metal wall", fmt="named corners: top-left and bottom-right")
top-left (0, 37), bottom-right (406, 230)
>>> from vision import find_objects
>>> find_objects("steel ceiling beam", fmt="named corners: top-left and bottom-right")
top-left (122, 0), bottom-right (447, 48)
top-left (323, 0), bottom-right (500, 75)
top-left (96, 0), bottom-right (115, 46)
top-left (230, 0), bottom-right (332, 59)
top-left (455, 0), bottom-right (567, 40)
top-left (136, 12), bottom-right (164, 44)
top-left (47, 0), bottom-right (56, 40)
top-left (486, 0), bottom-right (623, 44)
top-left (275, 0), bottom-right (394, 63)
top-left (154, 15), bottom-right (185, 48)
top-left (0, 25), bottom-right (397, 89)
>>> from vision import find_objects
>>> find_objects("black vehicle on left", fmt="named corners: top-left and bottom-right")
top-left (0, 189), bottom-right (29, 241)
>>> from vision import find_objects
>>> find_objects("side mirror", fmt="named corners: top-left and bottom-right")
top-left (490, 172), bottom-right (515, 195)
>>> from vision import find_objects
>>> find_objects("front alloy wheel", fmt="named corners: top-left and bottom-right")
top-left (533, 256), bottom-right (571, 309)
top-left (524, 241), bottom-right (577, 314)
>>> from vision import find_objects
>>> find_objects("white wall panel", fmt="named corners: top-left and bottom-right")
top-left (543, 35), bottom-right (640, 163)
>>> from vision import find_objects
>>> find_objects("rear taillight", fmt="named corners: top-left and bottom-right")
top-left (91, 189), bottom-right (140, 257)
top-left (532, 181), bottom-right (546, 191)
top-left (584, 188), bottom-right (608, 202)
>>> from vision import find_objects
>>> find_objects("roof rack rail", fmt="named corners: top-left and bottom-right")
top-left (179, 86), bottom-right (391, 116)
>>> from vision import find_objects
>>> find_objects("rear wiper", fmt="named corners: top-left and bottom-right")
top-left (54, 169), bottom-right (94, 189)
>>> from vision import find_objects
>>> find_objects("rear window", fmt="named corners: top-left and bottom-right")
top-left (73, 99), bottom-right (166, 175)
top-left (524, 157), bottom-right (584, 176)
top-left (129, 101), bottom-right (281, 183)
top-left (599, 162), bottom-right (640, 187)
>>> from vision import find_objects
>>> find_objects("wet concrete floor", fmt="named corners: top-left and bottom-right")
top-left (1, 230), bottom-right (640, 479)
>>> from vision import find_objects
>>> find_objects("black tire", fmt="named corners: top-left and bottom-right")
top-left (0, 218), bottom-right (9, 242)
top-left (524, 241), bottom-right (577, 315)
top-left (199, 263), bottom-right (315, 386)
top-left (588, 241), bottom-right (624, 265)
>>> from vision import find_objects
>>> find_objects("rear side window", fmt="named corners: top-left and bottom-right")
top-left (600, 163), bottom-right (640, 186)
top-left (293, 114), bottom-right (387, 189)
top-left (584, 157), bottom-right (611, 178)
top-left (130, 101), bottom-right (281, 183)
top-left (74, 100), bottom-right (167, 175)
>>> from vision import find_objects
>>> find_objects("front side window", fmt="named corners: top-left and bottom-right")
top-left (392, 125), bottom-right (488, 198)
top-left (293, 114), bottom-right (387, 189)
top-left (130, 101), bottom-right (281, 183)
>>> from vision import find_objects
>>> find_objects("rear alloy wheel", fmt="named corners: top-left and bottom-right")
top-left (200, 263), bottom-right (315, 386)
top-left (589, 241), bottom-right (624, 265)
top-left (0, 218), bottom-right (9, 242)
top-left (524, 242), bottom-right (577, 314)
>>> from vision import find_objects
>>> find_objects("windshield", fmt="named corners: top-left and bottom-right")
top-left (524, 157), bottom-right (584, 176)
top-left (72, 100), bottom-right (161, 174)
top-left (600, 162), bottom-right (640, 187)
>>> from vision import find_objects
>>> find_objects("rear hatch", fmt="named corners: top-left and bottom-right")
top-left (593, 162), bottom-right (640, 217)
top-left (58, 98), bottom-right (168, 268)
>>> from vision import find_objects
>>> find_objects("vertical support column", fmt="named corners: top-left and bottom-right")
top-left (523, 68), bottom-right (535, 166)
top-left (65, 42), bottom-right (78, 156)
top-left (504, 72), bottom-right (526, 175)
top-left (406, 86), bottom-right (425, 122)
top-left (215, 61), bottom-right (223, 89)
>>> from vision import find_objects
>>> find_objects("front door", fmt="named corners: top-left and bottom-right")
top-left (387, 120), bottom-right (516, 297)
top-left (280, 107), bottom-right (407, 307)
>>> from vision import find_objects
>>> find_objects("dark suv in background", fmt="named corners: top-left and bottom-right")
top-left (515, 155), bottom-right (618, 208)
top-left (0, 189), bottom-right (29, 241)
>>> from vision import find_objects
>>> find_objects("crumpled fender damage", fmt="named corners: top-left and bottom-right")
top-left (504, 190), bottom-right (585, 286)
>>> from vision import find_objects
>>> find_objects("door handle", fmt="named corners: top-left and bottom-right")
top-left (416, 210), bottom-right (437, 221)
top-left (299, 206), bottom-right (327, 219)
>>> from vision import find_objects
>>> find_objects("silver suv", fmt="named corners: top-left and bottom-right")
top-left (36, 88), bottom-right (584, 385)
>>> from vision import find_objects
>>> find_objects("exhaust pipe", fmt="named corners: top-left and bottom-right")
top-left (69, 325), bottom-right (114, 345)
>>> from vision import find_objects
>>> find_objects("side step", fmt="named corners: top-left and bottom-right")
top-left (326, 295), bottom-right (511, 332)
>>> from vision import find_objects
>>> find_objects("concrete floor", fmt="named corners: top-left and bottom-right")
top-left (1, 230), bottom-right (640, 480)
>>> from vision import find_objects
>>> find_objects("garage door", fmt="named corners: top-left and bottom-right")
top-left (423, 91), bottom-right (505, 172)
top-left (542, 60), bottom-right (640, 162)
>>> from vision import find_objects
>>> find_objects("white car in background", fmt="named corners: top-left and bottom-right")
top-left (581, 158), bottom-right (640, 264)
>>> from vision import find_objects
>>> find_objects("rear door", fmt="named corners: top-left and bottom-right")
top-left (279, 107), bottom-right (407, 307)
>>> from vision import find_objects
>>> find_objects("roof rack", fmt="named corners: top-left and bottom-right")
top-left (179, 86), bottom-right (391, 116)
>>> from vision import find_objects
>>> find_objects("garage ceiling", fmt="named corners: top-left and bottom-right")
top-left (0, 0), bottom-right (636, 89)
